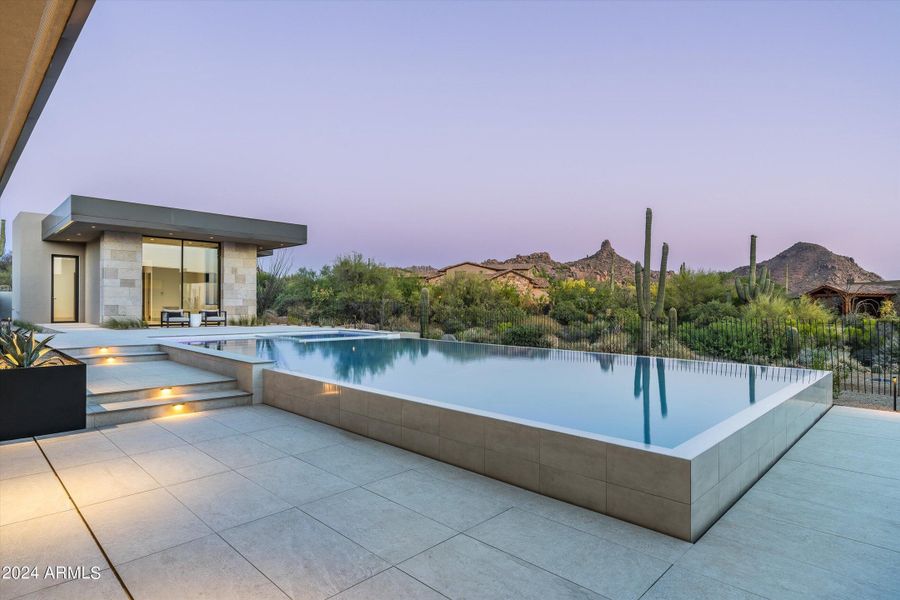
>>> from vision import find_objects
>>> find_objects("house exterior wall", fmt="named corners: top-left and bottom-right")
top-left (12, 212), bottom-right (86, 324)
top-left (444, 263), bottom-right (498, 276)
top-left (83, 239), bottom-right (100, 324)
top-left (221, 242), bottom-right (257, 319)
top-left (98, 231), bottom-right (142, 322)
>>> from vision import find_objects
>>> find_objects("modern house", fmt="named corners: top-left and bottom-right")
top-left (12, 195), bottom-right (306, 325)
top-left (426, 261), bottom-right (549, 298)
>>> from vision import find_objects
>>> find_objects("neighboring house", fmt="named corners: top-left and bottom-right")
top-left (426, 261), bottom-right (549, 298)
top-left (805, 281), bottom-right (900, 316)
top-left (12, 195), bottom-right (306, 325)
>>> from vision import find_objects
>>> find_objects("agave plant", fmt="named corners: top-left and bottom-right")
top-left (0, 330), bottom-right (62, 368)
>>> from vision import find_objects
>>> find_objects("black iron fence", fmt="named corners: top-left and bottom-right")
top-left (286, 301), bottom-right (899, 397)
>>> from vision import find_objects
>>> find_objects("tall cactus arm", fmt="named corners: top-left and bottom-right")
top-left (635, 262), bottom-right (647, 317)
top-left (748, 234), bottom-right (758, 288)
top-left (642, 209), bottom-right (653, 316)
top-left (653, 242), bottom-right (669, 320)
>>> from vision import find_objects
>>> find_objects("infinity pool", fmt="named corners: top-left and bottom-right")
top-left (192, 335), bottom-right (819, 449)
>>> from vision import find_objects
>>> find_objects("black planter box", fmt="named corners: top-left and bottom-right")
top-left (0, 352), bottom-right (86, 442)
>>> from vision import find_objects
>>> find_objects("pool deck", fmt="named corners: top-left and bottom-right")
top-left (1, 404), bottom-right (898, 599)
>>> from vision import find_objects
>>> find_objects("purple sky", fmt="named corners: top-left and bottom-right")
top-left (2, 0), bottom-right (898, 277)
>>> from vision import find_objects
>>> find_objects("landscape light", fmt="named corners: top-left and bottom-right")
top-left (161, 387), bottom-right (172, 396)
top-left (173, 403), bottom-right (184, 411)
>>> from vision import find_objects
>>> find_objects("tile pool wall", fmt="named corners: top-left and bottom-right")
top-left (262, 368), bottom-right (831, 541)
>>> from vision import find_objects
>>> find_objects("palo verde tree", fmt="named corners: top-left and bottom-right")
top-left (634, 208), bottom-right (669, 354)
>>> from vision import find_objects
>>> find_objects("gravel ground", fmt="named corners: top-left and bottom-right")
top-left (834, 390), bottom-right (898, 412)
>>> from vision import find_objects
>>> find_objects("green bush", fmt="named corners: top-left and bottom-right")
top-left (103, 318), bottom-right (147, 329)
top-left (500, 324), bottom-right (551, 347)
top-left (12, 320), bottom-right (44, 333)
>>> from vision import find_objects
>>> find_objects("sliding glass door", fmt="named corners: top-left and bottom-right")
top-left (142, 237), bottom-right (220, 324)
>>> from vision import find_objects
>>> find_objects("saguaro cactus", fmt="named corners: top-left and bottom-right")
top-left (419, 287), bottom-right (430, 338)
top-left (608, 258), bottom-right (615, 291)
top-left (735, 234), bottom-right (773, 303)
top-left (668, 307), bottom-right (678, 341)
top-left (785, 326), bottom-right (801, 359)
top-left (634, 208), bottom-right (669, 354)
top-left (0, 219), bottom-right (5, 255)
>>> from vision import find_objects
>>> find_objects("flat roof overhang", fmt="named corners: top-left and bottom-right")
top-left (0, 0), bottom-right (94, 202)
top-left (42, 196), bottom-right (307, 256)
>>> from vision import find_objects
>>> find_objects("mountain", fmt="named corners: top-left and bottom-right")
top-left (566, 240), bottom-right (638, 284)
top-left (730, 242), bottom-right (882, 296)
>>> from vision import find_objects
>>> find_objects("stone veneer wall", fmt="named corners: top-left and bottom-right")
top-left (221, 242), bottom-right (257, 319)
top-left (99, 231), bottom-right (142, 322)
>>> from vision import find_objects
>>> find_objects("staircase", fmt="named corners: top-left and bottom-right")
top-left (66, 345), bottom-right (253, 427)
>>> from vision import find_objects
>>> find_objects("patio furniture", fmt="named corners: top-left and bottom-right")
top-left (201, 309), bottom-right (227, 326)
top-left (160, 309), bottom-right (190, 327)
top-left (189, 313), bottom-right (202, 327)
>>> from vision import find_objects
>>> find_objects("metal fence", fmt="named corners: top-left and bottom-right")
top-left (288, 302), bottom-right (899, 397)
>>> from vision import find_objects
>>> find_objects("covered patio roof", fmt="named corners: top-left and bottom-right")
top-left (42, 195), bottom-right (307, 256)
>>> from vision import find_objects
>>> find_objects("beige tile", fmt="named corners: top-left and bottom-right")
top-left (690, 485), bottom-right (722, 542)
top-left (484, 449), bottom-right (540, 490)
top-left (368, 419), bottom-right (402, 446)
top-left (606, 483), bottom-right (690, 541)
top-left (153, 413), bottom-right (238, 443)
top-left (15, 573), bottom-right (127, 599)
top-left (0, 439), bottom-right (50, 480)
top-left (539, 465), bottom-right (605, 512)
top-left (401, 402), bottom-right (440, 434)
top-left (606, 445), bottom-right (691, 503)
top-left (118, 534), bottom-right (289, 600)
top-left (0, 511), bottom-right (109, 598)
top-left (130, 444), bottom-right (229, 486)
top-left (718, 452), bottom-right (759, 513)
top-left (400, 427), bottom-right (440, 458)
top-left (298, 442), bottom-right (408, 485)
top-left (80, 488), bottom-right (211, 564)
top-left (484, 419), bottom-right (540, 462)
top-left (340, 410), bottom-right (370, 436)
top-left (439, 409), bottom-right (485, 446)
top-left (540, 430), bottom-right (606, 480)
top-left (717, 431), bottom-right (742, 478)
top-left (100, 421), bottom-right (186, 455)
top-left (366, 392), bottom-right (404, 424)
top-left (440, 437), bottom-right (485, 473)
top-left (0, 472), bottom-right (72, 526)
top-left (56, 457), bottom-right (158, 506)
top-left (238, 456), bottom-right (354, 506)
top-left (340, 387), bottom-right (369, 415)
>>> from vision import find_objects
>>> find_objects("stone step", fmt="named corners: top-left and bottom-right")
top-left (88, 389), bottom-right (253, 428)
top-left (65, 344), bottom-right (163, 357)
top-left (87, 379), bottom-right (238, 404)
top-left (74, 351), bottom-right (169, 365)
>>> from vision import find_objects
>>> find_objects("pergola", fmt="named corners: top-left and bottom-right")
top-left (805, 281), bottom-right (900, 315)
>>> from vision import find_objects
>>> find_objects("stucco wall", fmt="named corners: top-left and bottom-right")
top-left (98, 231), bottom-right (142, 322)
top-left (12, 212), bottom-right (86, 324)
top-left (221, 242), bottom-right (257, 319)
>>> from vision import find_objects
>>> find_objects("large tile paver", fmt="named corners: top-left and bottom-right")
top-left (398, 534), bottom-right (602, 600)
top-left (238, 456), bottom-right (354, 506)
top-left (129, 444), bottom-right (228, 486)
top-left (332, 568), bottom-right (447, 600)
top-left (0, 472), bottom-right (72, 526)
top-left (100, 421), bottom-right (186, 455)
top-left (468, 508), bottom-right (668, 600)
top-left (56, 457), bottom-right (159, 506)
top-left (15, 574), bottom-right (127, 600)
top-left (221, 509), bottom-right (389, 600)
top-left (642, 566), bottom-right (763, 600)
top-left (80, 488), bottom-right (211, 565)
top-left (365, 469), bottom-right (511, 531)
top-left (153, 413), bottom-right (239, 444)
top-left (250, 424), bottom-right (348, 455)
top-left (37, 431), bottom-right (124, 470)
top-left (298, 442), bottom-right (409, 485)
top-left (0, 510), bottom-right (109, 598)
top-left (302, 488), bottom-right (455, 564)
top-left (0, 440), bottom-right (50, 481)
top-left (167, 471), bottom-right (290, 531)
top-left (193, 433), bottom-right (287, 469)
top-left (201, 406), bottom-right (288, 432)
top-left (117, 534), bottom-right (289, 600)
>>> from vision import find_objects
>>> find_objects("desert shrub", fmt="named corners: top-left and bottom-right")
top-left (686, 300), bottom-right (740, 327)
top-left (103, 318), bottom-right (147, 329)
top-left (666, 269), bottom-right (731, 321)
top-left (457, 327), bottom-right (497, 343)
top-left (12, 320), bottom-right (44, 333)
top-left (500, 324), bottom-right (551, 347)
top-left (589, 332), bottom-right (633, 354)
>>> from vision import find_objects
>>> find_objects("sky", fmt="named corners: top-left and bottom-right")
top-left (1, 0), bottom-right (898, 277)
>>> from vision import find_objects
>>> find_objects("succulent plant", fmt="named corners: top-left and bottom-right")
top-left (419, 287), bottom-right (430, 338)
top-left (735, 234), bottom-right (773, 303)
top-left (0, 330), bottom-right (61, 368)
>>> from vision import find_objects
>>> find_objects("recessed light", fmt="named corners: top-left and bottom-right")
top-left (91, 225), bottom-right (96, 229)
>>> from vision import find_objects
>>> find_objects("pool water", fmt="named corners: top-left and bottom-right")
top-left (192, 336), bottom-right (817, 448)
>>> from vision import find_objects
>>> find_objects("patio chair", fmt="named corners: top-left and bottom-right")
top-left (160, 309), bottom-right (190, 327)
top-left (201, 309), bottom-right (227, 326)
